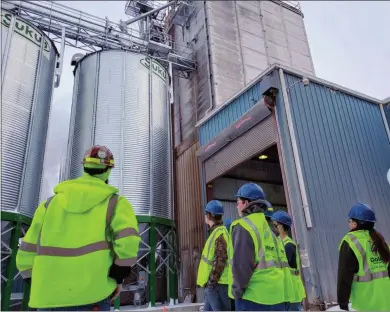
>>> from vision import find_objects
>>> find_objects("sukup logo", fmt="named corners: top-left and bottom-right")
top-left (140, 57), bottom-right (167, 83)
top-left (1, 10), bottom-right (51, 53)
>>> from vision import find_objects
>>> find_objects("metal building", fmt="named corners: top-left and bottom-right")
top-left (195, 64), bottom-right (390, 309)
top-left (169, 0), bottom-right (315, 301)
top-left (64, 50), bottom-right (177, 307)
top-left (171, 0), bottom-right (313, 147)
top-left (1, 9), bottom-right (58, 310)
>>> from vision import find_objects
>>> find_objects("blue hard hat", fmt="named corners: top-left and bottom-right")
top-left (271, 210), bottom-right (292, 227)
top-left (235, 183), bottom-right (265, 201)
top-left (224, 218), bottom-right (233, 231)
top-left (264, 207), bottom-right (274, 218)
top-left (205, 200), bottom-right (224, 216)
top-left (348, 203), bottom-right (376, 223)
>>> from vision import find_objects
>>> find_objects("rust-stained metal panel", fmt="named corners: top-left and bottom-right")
top-left (175, 142), bottom-right (205, 301)
top-left (172, 2), bottom-right (212, 147)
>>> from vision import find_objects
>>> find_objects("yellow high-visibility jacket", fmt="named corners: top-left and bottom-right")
top-left (16, 174), bottom-right (141, 309)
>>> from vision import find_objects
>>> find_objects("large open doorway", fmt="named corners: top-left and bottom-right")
top-left (206, 144), bottom-right (287, 221)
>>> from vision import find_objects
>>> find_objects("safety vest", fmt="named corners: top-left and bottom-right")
top-left (228, 213), bottom-right (287, 305)
top-left (339, 230), bottom-right (390, 311)
top-left (282, 236), bottom-right (306, 303)
top-left (197, 225), bottom-right (229, 287)
top-left (16, 175), bottom-right (141, 309)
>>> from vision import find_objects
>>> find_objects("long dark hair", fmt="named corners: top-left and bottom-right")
top-left (354, 219), bottom-right (390, 263)
top-left (369, 229), bottom-right (390, 264)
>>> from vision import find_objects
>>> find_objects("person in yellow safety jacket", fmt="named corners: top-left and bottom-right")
top-left (228, 183), bottom-right (287, 311)
top-left (16, 145), bottom-right (141, 311)
top-left (271, 211), bottom-right (306, 311)
top-left (337, 203), bottom-right (390, 311)
top-left (197, 200), bottom-right (231, 311)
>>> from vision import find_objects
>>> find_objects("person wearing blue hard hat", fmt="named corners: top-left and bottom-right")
top-left (224, 218), bottom-right (233, 233)
top-left (197, 200), bottom-right (231, 311)
top-left (337, 203), bottom-right (390, 311)
top-left (272, 211), bottom-right (306, 311)
top-left (227, 183), bottom-right (287, 311)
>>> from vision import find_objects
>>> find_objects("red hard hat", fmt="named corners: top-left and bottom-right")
top-left (82, 145), bottom-right (115, 168)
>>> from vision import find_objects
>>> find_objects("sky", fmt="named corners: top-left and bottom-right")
top-left (40, 1), bottom-right (390, 199)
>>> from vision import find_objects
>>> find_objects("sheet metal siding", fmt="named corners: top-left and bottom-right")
top-left (1, 10), bottom-right (57, 217)
top-left (285, 72), bottom-right (390, 301)
top-left (172, 1), bottom-right (211, 146)
top-left (175, 143), bottom-right (204, 299)
top-left (67, 51), bottom-right (172, 219)
top-left (199, 83), bottom-right (262, 145)
top-left (206, 0), bottom-right (314, 108)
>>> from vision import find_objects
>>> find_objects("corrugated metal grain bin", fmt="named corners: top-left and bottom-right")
top-left (175, 142), bottom-right (205, 302)
top-left (195, 64), bottom-right (390, 308)
top-left (1, 9), bottom-right (58, 217)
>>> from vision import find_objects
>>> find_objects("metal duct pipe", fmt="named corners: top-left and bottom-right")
top-left (123, 1), bottom-right (176, 26)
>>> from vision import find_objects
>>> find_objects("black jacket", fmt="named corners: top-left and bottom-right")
top-left (337, 239), bottom-right (390, 311)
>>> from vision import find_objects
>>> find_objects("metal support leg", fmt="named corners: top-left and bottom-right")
top-left (148, 222), bottom-right (157, 307)
top-left (1, 221), bottom-right (22, 311)
top-left (168, 230), bottom-right (177, 305)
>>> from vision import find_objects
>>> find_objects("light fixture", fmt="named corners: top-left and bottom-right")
top-left (259, 155), bottom-right (268, 160)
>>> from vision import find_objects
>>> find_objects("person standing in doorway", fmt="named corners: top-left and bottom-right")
top-left (197, 200), bottom-right (231, 311)
top-left (337, 203), bottom-right (390, 311)
top-left (271, 211), bottom-right (306, 311)
top-left (16, 145), bottom-right (141, 311)
top-left (228, 183), bottom-right (286, 311)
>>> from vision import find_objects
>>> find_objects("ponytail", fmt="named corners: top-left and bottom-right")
top-left (369, 229), bottom-right (390, 264)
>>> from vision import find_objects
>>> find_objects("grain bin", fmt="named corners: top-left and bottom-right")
top-left (65, 50), bottom-right (173, 220)
top-left (1, 9), bottom-right (58, 218)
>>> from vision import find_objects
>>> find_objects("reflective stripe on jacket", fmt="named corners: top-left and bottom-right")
top-left (339, 230), bottom-right (390, 311)
top-left (282, 236), bottom-right (306, 302)
top-left (228, 212), bottom-right (286, 305)
top-left (197, 225), bottom-right (229, 286)
top-left (16, 174), bottom-right (141, 309)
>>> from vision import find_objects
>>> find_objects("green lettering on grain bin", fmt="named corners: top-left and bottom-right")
top-left (140, 57), bottom-right (167, 83)
top-left (1, 10), bottom-right (51, 53)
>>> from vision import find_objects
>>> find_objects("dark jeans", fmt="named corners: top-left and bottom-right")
top-left (235, 299), bottom-right (286, 311)
top-left (204, 284), bottom-right (231, 311)
top-left (38, 297), bottom-right (111, 311)
top-left (286, 302), bottom-right (303, 311)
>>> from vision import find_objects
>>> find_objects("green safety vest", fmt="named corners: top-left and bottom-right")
top-left (339, 230), bottom-right (390, 311)
top-left (16, 175), bottom-right (141, 309)
top-left (228, 213), bottom-right (288, 305)
top-left (197, 225), bottom-right (229, 287)
top-left (282, 236), bottom-right (306, 303)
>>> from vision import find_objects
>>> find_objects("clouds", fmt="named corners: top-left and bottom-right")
top-left (301, 1), bottom-right (390, 99)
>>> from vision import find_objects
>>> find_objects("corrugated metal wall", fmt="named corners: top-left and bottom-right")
top-left (205, 0), bottom-right (314, 107)
top-left (283, 71), bottom-right (390, 302)
top-left (199, 83), bottom-right (263, 145)
top-left (172, 2), bottom-right (212, 147)
top-left (175, 143), bottom-right (205, 301)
